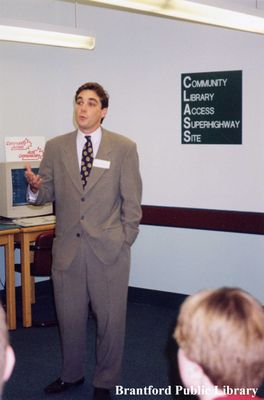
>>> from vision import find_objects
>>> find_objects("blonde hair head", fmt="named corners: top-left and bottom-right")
top-left (174, 287), bottom-right (264, 389)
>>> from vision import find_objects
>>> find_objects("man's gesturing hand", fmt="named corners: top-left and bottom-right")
top-left (25, 163), bottom-right (43, 194)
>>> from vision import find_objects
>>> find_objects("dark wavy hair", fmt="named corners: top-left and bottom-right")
top-left (75, 82), bottom-right (109, 109)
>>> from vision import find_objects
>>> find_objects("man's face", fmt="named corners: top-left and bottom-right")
top-left (75, 89), bottom-right (108, 134)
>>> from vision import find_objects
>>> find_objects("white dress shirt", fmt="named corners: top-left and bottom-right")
top-left (76, 127), bottom-right (101, 169)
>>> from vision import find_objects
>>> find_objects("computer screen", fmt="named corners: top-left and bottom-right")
top-left (0, 161), bottom-right (53, 219)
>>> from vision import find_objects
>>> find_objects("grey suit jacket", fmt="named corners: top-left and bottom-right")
top-left (35, 128), bottom-right (142, 269)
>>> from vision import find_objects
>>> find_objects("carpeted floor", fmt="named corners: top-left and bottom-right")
top-left (2, 282), bottom-right (264, 400)
top-left (3, 282), bottom-right (190, 400)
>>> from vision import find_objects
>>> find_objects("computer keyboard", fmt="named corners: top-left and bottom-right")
top-left (13, 215), bottom-right (56, 227)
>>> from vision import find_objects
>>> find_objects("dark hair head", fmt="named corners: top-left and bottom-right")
top-left (75, 82), bottom-right (109, 109)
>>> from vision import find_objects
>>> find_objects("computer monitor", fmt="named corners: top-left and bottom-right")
top-left (0, 161), bottom-right (53, 219)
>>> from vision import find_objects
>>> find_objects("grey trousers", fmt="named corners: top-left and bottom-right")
top-left (52, 237), bottom-right (130, 388)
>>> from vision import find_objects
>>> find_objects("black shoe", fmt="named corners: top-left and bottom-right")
top-left (44, 377), bottom-right (85, 395)
top-left (93, 387), bottom-right (112, 400)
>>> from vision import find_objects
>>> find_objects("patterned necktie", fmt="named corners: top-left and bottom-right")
top-left (80, 136), bottom-right (94, 188)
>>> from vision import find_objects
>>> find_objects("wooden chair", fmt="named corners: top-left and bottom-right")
top-left (15, 230), bottom-right (57, 327)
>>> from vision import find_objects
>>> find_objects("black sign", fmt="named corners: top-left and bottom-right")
top-left (181, 70), bottom-right (242, 144)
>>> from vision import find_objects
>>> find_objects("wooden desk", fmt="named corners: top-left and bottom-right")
top-left (14, 224), bottom-right (55, 328)
top-left (0, 227), bottom-right (20, 330)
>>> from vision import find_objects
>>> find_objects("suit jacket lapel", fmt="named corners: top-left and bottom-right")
top-left (61, 130), bottom-right (83, 193)
top-left (84, 128), bottom-right (112, 193)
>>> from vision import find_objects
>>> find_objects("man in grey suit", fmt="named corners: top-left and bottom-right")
top-left (25, 82), bottom-right (142, 400)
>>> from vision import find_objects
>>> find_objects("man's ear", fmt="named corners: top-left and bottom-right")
top-left (3, 346), bottom-right (15, 382)
top-left (178, 348), bottom-right (204, 387)
top-left (101, 107), bottom-right (108, 119)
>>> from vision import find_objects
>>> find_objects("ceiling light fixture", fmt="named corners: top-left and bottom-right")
top-left (0, 19), bottom-right (95, 50)
top-left (86, 0), bottom-right (264, 35)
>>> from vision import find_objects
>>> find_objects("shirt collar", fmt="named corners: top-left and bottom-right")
top-left (77, 126), bottom-right (102, 145)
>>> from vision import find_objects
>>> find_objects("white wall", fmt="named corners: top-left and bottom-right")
top-left (130, 226), bottom-right (264, 301)
top-left (0, 1), bottom-right (263, 301)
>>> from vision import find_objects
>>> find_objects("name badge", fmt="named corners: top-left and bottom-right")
top-left (93, 159), bottom-right (111, 169)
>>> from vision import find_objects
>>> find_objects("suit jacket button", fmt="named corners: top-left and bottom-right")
top-left (81, 197), bottom-right (85, 202)
top-left (76, 233), bottom-right (80, 237)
